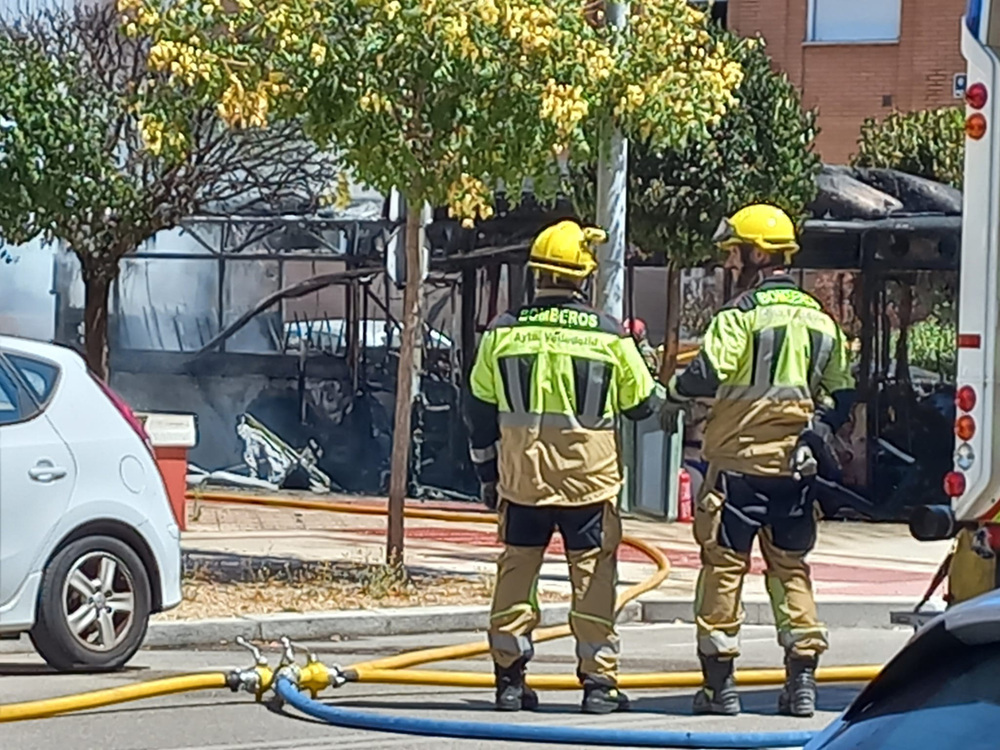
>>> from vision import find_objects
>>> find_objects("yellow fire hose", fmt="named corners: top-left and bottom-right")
top-left (0, 491), bottom-right (884, 724)
top-left (344, 665), bottom-right (880, 690)
top-left (0, 673), bottom-right (229, 722)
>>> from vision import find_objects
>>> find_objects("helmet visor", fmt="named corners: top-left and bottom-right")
top-left (712, 218), bottom-right (738, 247)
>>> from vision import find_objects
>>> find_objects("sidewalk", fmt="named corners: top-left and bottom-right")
top-left (184, 493), bottom-right (952, 603)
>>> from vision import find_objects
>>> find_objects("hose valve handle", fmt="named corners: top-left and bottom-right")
top-left (288, 637), bottom-right (318, 664)
top-left (278, 636), bottom-right (297, 668)
top-left (236, 635), bottom-right (267, 667)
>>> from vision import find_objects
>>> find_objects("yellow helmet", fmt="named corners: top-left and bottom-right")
top-left (528, 220), bottom-right (606, 280)
top-left (712, 204), bottom-right (799, 255)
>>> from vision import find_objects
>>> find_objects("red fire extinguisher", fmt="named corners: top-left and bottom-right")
top-left (678, 468), bottom-right (693, 523)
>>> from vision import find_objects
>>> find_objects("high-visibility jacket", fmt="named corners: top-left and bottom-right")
top-left (668, 274), bottom-right (855, 477)
top-left (466, 288), bottom-right (662, 507)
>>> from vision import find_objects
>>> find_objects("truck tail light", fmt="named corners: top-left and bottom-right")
top-left (956, 443), bottom-right (976, 470)
top-left (958, 333), bottom-right (982, 349)
top-left (956, 415), bottom-right (977, 441)
top-left (966, 82), bottom-right (989, 109)
top-left (967, 113), bottom-right (988, 139)
top-left (945, 471), bottom-right (967, 497)
top-left (956, 385), bottom-right (977, 412)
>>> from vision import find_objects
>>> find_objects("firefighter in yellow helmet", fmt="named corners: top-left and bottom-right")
top-left (663, 204), bottom-right (856, 718)
top-left (465, 220), bottom-right (663, 714)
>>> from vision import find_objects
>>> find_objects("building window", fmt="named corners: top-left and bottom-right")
top-left (808, 0), bottom-right (901, 43)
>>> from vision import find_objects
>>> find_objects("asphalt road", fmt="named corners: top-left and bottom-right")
top-left (1, 624), bottom-right (912, 750)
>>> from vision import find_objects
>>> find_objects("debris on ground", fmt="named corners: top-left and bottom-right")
top-left (186, 464), bottom-right (278, 492)
top-left (237, 413), bottom-right (332, 492)
top-left (186, 412), bottom-right (333, 493)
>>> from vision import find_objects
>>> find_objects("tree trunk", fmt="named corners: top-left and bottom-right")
top-left (386, 203), bottom-right (424, 565)
top-left (659, 262), bottom-right (682, 383)
top-left (82, 267), bottom-right (113, 381)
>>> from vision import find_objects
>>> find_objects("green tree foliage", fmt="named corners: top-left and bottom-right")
top-left (853, 109), bottom-right (964, 382)
top-left (890, 316), bottom-right (957, 375)
top-left (0, 28), bottom-right (125, 249)
top-left (572, 30), bottom-right (820, 269)
top-left (852, 106), bottom-right (965, 189)
top-left (632, 30), bottom-right (820, 266)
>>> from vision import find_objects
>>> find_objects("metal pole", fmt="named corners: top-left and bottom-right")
top-left (594, 1), bottom-right (629, 320)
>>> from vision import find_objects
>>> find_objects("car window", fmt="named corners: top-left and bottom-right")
top-left (0, 367), bottom-right (23, 425)
top-left (819, 642), bottom-right (1000, 750)
top-left (6, 353), bottom-right (59, 403)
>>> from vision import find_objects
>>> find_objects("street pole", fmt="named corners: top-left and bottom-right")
top-left (594, 1), bottom-right (629, 320)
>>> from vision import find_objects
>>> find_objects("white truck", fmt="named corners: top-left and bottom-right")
top-left (899, 0), bottom-right (1000, 624)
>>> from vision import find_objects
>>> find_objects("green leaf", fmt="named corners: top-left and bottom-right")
top-left (852, 106), bottom-right (964, 189)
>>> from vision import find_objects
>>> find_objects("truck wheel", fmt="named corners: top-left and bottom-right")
top-left (30, 535), bottom-right (151, 672)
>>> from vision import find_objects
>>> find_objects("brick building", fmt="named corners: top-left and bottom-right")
top-left (726, 0), bottom-right (967, 162)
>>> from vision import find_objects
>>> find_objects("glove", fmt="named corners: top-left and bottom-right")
top-left (790, 442), bottom-right (819, 482)
top-left (658, 398), bottom-right (688, 432)
top-left (658, 380), bottom-right (691, 431)
top-left (481, 481), bottom-right (499, 511)
top-left (791, 418), bottom-right (842, 483)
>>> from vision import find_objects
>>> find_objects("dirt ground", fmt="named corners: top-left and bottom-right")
top-left (154, 557), bottom-right (567, 621)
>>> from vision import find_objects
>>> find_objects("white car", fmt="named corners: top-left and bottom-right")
top-left (0, 335), bottom-right (182, 671)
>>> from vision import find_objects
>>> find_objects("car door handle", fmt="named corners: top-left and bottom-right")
top-left (29, 465), bottom-right (67, 482)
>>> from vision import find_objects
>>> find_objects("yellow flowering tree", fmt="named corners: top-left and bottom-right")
top-left (0, 5), bottom-right (330, 379)
top-left (137, 0), bottom-right (742, 560)
top-left (572, 30), bottom-right (821, 378)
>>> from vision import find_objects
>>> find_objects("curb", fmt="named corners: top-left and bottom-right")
top-left (142, 601), bottom-right (644, 649)
top-left (640, 596), bottom-right (918, 629)
top-left (143, 596), bottom-right (911, 648)
top-left (0, 597), bottom-right (914, 654)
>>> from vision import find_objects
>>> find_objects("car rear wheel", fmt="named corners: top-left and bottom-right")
top-left (30, 535), bottom-right (151, 672)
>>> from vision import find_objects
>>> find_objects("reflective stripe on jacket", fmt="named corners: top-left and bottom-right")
top-left (669, 274), bottom-right (855, 477)
top-left (466, 288), bottom-right (662, 507)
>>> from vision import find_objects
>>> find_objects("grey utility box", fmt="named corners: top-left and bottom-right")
top-left (622, 411), bottom-right (684, 520)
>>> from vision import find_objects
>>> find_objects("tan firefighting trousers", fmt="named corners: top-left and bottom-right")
top-left (694, 465), bottom-right (829, 659)
top-left (489, 500), bottom-right (622, 686)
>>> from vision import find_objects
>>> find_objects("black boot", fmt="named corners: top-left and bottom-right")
top-left (581, 679), bottom-right (631, 715)
top-left (494, 661), bottom-right (539, 712)
top-left (779, 655), bottom-right (817, 717)
top-left (692, 654), bottom-right (741, 716)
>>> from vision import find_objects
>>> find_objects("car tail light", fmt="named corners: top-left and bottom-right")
top-left (966, 82), bottom-right (989, 109)
top-left (944, 471), bottom-right (967, 497)
top-left (966, 113), bottom-right (988, 139)
top-left (956, 415), bottom-right (977, 441)
top-left (90, 375), bottom-right (153, 454)
top-left (956, 385), bottom-right (977, 412)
